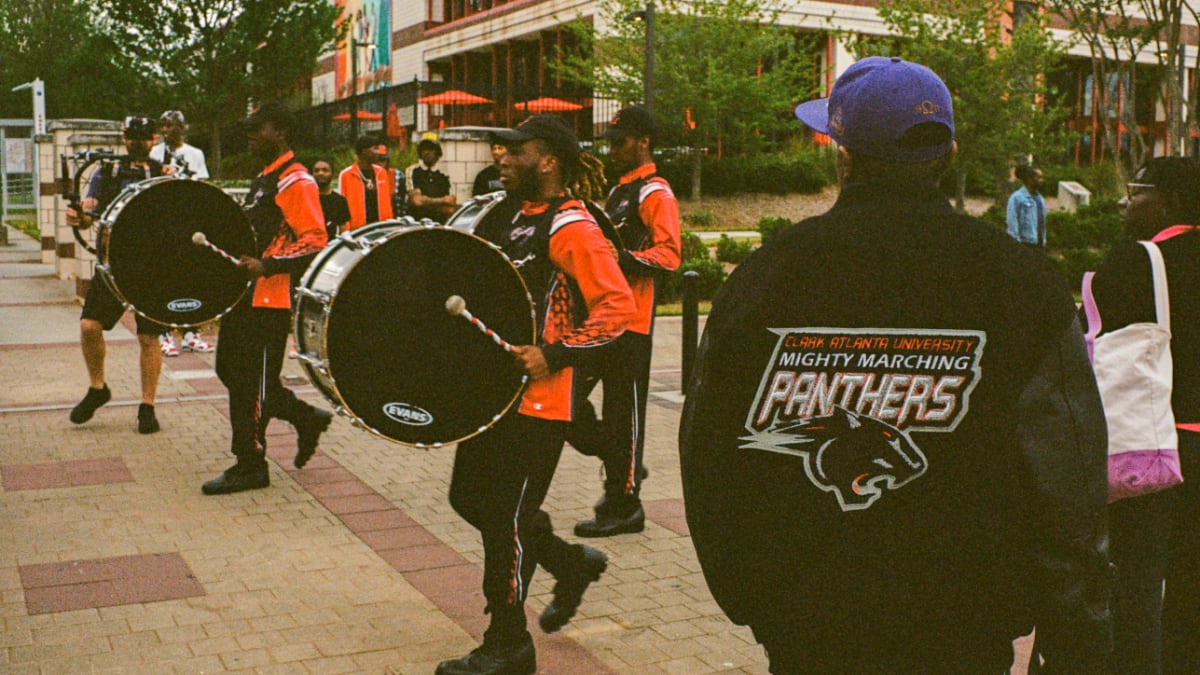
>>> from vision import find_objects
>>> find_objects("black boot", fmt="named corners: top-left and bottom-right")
top-left (574, 495), bottom-right (645, 538)
top-left (294, 408), bottom-right (333, 469)
top-left (137, 403), bottom-right (160, 434)
top-left (69, 385), bottom-right (111, 424)
top-left (201, 459), bottom-right (269, 495)
top-left (540, 546), bottom-right (607, 633)
top-left (435, 630), bottom-right (535, 675)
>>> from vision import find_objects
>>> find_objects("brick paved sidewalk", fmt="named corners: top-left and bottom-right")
top-left (0, 224), bottom-right (1034, 674)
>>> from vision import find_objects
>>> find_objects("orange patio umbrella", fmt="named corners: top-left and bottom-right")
top-left (418, 90), bottom-right (494, 105)
top-left (514, 97), bottom-right (584, 112)
top-left (332, 110), bottom-right (383, 121)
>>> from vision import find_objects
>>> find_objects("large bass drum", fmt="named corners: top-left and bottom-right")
top-left (98, 176), bottom-right (255, 328)
top-left (294, 219), bottom-right (536, 447)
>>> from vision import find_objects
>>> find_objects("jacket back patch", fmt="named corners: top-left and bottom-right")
top-left (742, 327), bottom-right (986, 511)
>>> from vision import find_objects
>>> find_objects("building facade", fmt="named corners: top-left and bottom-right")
top-left (311, 0), bottom-right (1198, 160)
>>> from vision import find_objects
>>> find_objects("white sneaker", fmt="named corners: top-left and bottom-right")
top-left (160, 333), bottom-right (179, 357)
top-left (182, 332), bottom-right (215, 353)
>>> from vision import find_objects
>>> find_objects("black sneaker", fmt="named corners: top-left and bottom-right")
top-left (294, 408), bottom-right (333, 468)
top-left (435, 634), bottom-right (535, 675)
top-left (201, 461), bottom-right (269, 495)
top-left (137, 404), bottom-right (160, 434)
top-left (574, 503), bottom-right (645, 538)
top-left (69, 385), bottom-right (111, 424)
top-left (539, 546), bottom-right (607, 633)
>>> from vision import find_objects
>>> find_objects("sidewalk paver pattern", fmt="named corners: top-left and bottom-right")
top-left (0, 225), bottom-right (767, 674)
top-left (0, 224), bottom-right (1034, 673)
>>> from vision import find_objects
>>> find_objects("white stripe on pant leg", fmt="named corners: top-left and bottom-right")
top-left (511, 477), bottom-right (529, 602)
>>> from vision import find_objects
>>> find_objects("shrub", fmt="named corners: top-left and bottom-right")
top-left (757, 216), bottom-right (793, 246)
top-left (715, 234), bottom-right (754, 264)
top-left (679, 231), bottom-right (709, 263)
top-left (656, 148), bottom-right (835, 199)
top-left (682, 209), bottom-right (716, 227)
top-left (658, 257), bottom-right (728, 304)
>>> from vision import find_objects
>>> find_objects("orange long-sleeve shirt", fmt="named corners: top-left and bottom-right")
top-left (252, 152), bottom-right (327, 309)
top-left (609, 163), bottom-right (681, 334)
top-left (338, 162), bottom-right (394, 230)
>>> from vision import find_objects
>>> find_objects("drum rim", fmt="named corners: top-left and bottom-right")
top-left (294, 222), bottom-right (537, 448)
top-left (98, 176), bottom-right (254, 329)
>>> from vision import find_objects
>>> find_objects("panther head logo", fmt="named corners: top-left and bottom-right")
top-left (768, 407), bottom-right (928, 511)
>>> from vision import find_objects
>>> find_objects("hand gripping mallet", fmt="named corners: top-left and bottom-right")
top-left (192, 231), bottom-right (240, 265)
top-left (445, 295), bottom-right (514, 353)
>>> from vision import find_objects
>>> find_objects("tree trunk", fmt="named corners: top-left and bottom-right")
top-left (690, 147), bottom-right (702, 201)
top-left (210, 126), bottom-right (223, 180)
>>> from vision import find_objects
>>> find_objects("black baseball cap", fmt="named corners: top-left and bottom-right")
top-left (604, 105), bottom-right (655, 141)
top-left (123, 115), bottom-right (155, 140)
top-left (243, 101), bottom-right (294, 135)
top-left (492, 115), bottom-right (581, 165)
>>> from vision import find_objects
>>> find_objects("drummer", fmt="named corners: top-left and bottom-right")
top-left (67, 115), bottom-right (167, 434)
top-left (437, 115), bottom-right (636, 675)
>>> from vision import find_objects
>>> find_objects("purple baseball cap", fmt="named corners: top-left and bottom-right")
top-left (795, 56), bottom-right (955, 163)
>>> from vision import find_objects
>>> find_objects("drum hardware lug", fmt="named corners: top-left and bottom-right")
top-left (294, 352), bottom-right (328, 373)
top-left (294, 287), bottom-right (330, 304)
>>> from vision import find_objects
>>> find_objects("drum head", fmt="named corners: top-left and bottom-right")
top-left (104, 178), bottom-right (254, 327)
top-left (326, 227), bottom-right (534, 446)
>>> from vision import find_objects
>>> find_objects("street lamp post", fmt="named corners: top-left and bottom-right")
top-left (349, 37), bottom-right (376, 141)
top-left (624, 3), bottom-right (655, 116)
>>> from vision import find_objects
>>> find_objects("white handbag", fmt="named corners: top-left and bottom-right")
top-left (1082, 240), bottom-right (1183, 503)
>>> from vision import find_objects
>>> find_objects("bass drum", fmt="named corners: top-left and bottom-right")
top-left (294, 219), bottom-right (536, 447)
top-left (445, 190), bottom-right (624, 250)
top-left (99, 176), bottom-right (255, 328)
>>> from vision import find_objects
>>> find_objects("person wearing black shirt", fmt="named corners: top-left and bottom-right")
top-left (407, 138), bottom-right (456, 223)
top-left (311, 159), bottom-right (350, 240)
top-left (67, 115), bottom-right (166, 435)
top-left (471, 142), bottom-right (505, 196)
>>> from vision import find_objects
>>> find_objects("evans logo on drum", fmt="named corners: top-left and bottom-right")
top-left (383, 402), bottom-right (433, 426)
top-left (167, 299), bottom-right (203, 312)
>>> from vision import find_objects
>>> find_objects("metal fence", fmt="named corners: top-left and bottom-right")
top-left (287, 81), bottom-right (618, 151)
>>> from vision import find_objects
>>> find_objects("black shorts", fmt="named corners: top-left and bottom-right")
top-left (80, 277), bottom-right (162, 334)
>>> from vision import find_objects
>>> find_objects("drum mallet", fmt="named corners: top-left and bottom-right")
top-left (192, 232), bottom-right (240, 265)
top-left (445, 295), bottom-right (514, 352)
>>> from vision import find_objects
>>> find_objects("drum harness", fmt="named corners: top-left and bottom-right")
top-left (60, 150), bottom-right (156, 255)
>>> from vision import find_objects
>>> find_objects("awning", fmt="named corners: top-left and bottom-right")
top-left (514, 97), bottom-right (584, 112)
top-left (418, 90), bottom-right (494, 105)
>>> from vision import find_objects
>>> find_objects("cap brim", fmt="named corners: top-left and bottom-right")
top-left (794, 98), bottom-right (831, 134)
top-left (491, 128), bottom-right (535, 145)
top-left (603, 127), bottom-right (630, 141)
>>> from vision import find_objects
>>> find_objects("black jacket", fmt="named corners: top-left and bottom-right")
top-left (679, 181), bottom-right (1111, 672)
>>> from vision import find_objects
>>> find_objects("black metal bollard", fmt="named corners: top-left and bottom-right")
top-left (681, 270), bottom-right (699, 392)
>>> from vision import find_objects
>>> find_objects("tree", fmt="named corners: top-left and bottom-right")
top-left (0, 1), bottom-right (158, 120)
top-left (101, 0), bottom-right (344, 176)
top-left (843, 0), bottom-right (1071, 209)
top-left (556, 0), bottom-right (821, 198)
top-left (1046, 0), bottom-right (1198, 170)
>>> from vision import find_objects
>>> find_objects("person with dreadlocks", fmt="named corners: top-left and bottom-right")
top-left (570, 104), bottom-right (681, 538)
top-left (435, 115), bottom-right (636, 675)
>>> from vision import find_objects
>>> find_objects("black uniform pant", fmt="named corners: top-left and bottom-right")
top-left (215, 300), bottom-right (319, 461)
top-left (449, 413), bottom-right (581, 622)
top-left (567, 331), bottom-right (651, 501)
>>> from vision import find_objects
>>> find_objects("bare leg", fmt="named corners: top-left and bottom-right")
top-left (80, 318), bottom-right (107, 388)
top-left (137, 333), bottom-right (162, 405)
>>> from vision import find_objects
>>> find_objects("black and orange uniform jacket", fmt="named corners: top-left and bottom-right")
top-left (338, 162), bottom-right (394, 231)
top-left (249, 151), bottom-right (328, 307)
top-left (606, 163), bottom-right (681, 334)
top-left (477, 195), bottom-right (637, 420)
